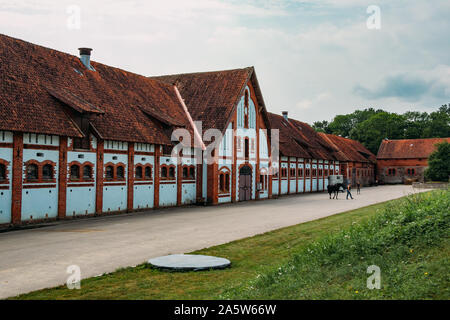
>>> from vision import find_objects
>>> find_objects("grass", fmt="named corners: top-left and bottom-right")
top-left (12, 190), bottom-right (449, 300)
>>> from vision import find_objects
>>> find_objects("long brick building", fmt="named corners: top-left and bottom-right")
top-left (376, 138), bottom-right (450, 184)
top-left (0, 34), bottom-right (376, 227)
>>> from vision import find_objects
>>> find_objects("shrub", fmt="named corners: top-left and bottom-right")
top-left (425, 141), bottom-right (450, 182)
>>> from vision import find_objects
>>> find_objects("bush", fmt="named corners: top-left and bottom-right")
top-left (425, 141), bottom-right (450, 182)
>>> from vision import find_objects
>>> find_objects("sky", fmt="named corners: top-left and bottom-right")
top-left (0, 0), bottom-right (449, 124)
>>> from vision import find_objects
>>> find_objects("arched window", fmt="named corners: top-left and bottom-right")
top-left (219, 173), bottom-right (225, 192)
top-left (145, 166), bottom-right (152, 179)
top-left (83, 165), bottom-right (92, 179)
top-left (26, 164), bottom-right (38, 180)
top-left (161, 166), bottom-right (167, 178)
top-left (105, 165), bottom-right (114, 180)
top-left (70, 165), bottom-right (80, 180)
top-left (189, 167), bottom-right (195, 179)
top-left (225, 172), bottom-right (230, 192)
top-left (136, 166), bottom-right (143, 179)
top-left (116, 166), bottom-right (125, 179)
top-left (42, 164), bottom-right (53, 180)
top-left (0, 164), bottom-right (6, 181)
top-left (182, 167), bottom-right (188, 179)
top-left (169, 166), bottom-right (175, 179)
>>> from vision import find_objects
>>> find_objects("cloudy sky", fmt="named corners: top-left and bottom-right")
top-left (1, 0), bottom-right (449, 124)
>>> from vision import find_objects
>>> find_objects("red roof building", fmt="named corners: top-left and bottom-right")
top-left (376, 138), bottom-right (450, 183)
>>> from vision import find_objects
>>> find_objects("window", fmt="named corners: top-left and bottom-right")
top-left (306, 169), bottom-right (310, 176)
top-left (244, 90), bottom-right (249, 129)
top-left (312, 169), bottom-right (317, 177)
top-left (318, 169), bottom-right (323, 176)
top-left (106, 166), bottom-right (114, 180)
top-left (290, 168), bottom-right (296, 177)
top-left (169, 166), bottom-right (175, 178)
top-left (183, 167), bottom-right (188, 179)
top-left (244, 138), bottom-right (249, 160)
top-left (42, 164), bottom-right (53, 180)
top-left (70, 165), bottom-right (80, 180)
top-left (83, 165), bottom-right (92, 179)
top-left (161, 166), bottom-right (167, 178)
top-left (219, 174), bottom-right (225, 192)
top-left (0, 164), bottom-right (6, 181)
top-left (136, 166), bottom-right (143, 179)
top-left (26, 164), bottom-right (38, 180)
top-left (225, 173), bottom-right (230, 192)
top-left (116, 166), bottom-right (124, 179)
top-left (219, 170), bottom-right (230, 193)
top-left (281, 167), bottom-right (287, 178)
top-left (145, 166), bottom-right (152, 179)
top-left (189, 167), bottom-right (195, 179)
top-left (298, 168), bottom-right (303, 177)
top-left (411, 168), bottom-right (415, 176)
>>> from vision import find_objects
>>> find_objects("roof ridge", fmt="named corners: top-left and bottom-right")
top-left (150, 67), bottom-right (253, 79)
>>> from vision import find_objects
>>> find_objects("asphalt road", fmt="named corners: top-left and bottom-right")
top-left (0, 185), bottom-right (427, 298)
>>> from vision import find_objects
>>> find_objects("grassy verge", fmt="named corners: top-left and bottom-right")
top-left (12, 190), bottom-right (449, 300)
top-left (223, 189), bottom-right (450, 299)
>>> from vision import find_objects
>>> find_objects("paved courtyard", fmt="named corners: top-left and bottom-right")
top-left (0, 185), bottom-right (428, 298)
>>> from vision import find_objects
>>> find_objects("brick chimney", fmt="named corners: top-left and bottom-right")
top-left (282, 111), bottom-right (288, 121)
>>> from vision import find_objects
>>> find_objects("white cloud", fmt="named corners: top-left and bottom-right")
top-left (0, 0), bottom-right (448, 123)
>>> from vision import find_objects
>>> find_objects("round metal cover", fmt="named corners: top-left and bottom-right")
top-left (148, 254), bottom-right (231, 271)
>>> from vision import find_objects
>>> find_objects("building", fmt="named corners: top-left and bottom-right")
top-left (267, 112), bottom-right (376, 197)
top-left (0, 34), bottom-right (376, 228)
top-left (376, 138), bottom-right (450, 184)
top-left (319, 133), bottom-right (376, 186)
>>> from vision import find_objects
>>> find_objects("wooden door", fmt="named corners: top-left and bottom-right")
top-left (239, 165), bottom-right (252, 201)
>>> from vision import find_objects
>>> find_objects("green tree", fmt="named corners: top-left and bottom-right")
top-left (327, 108), bottom-right (384, 137)
top-left (423, 105), bottom-right (450, 138)
top-left (403, 111), bottom-right (429, 139)
top-left (312, 120), bottom-right (331, 133)
top-left (349, 112), bottom-right (406, 154)
top-left (424, 141), bottom-right (450, 182)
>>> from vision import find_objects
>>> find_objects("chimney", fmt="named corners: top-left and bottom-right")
top-left (282, 111), bottom-right (288, 121)
top-left (78, 47), bottom-right (95, 71)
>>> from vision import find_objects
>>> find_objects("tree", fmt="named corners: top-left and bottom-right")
top-left (312, 120), bottom-right (331, 133)
top-left (327, 108), bottom-right (384, 137)
top-left (423, 105), bottom-right (450, 138)
top-left (424, 141), bottom-right (450, 182)
top-left (349, 112), bottom-right (406, 154)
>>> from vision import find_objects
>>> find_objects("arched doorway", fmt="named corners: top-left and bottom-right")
top-left (239, 165), bottom-right (252, 201)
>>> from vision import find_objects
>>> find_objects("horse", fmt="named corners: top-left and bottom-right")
top-left (327, 183), bottom-right (344, 199)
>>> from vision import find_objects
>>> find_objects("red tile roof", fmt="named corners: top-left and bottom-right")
top-left (320, 133), bottom-right (376, 163)
top-left (377, 138), bottom-right (450, 159)
top-left (151, 67), bottom-right (270, 135)
top-left (267, 113), bottom-right (311, 158)
top-left (0, 33), bottom-right (192, 145)
top-left (288, 118), bottom-right (338, 160)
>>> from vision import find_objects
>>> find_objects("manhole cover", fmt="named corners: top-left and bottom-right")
top-left (148, 254), bottom-right (231, 271)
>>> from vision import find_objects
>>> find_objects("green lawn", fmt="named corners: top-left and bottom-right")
top-left (12, 190), bottom-right (449, 300)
